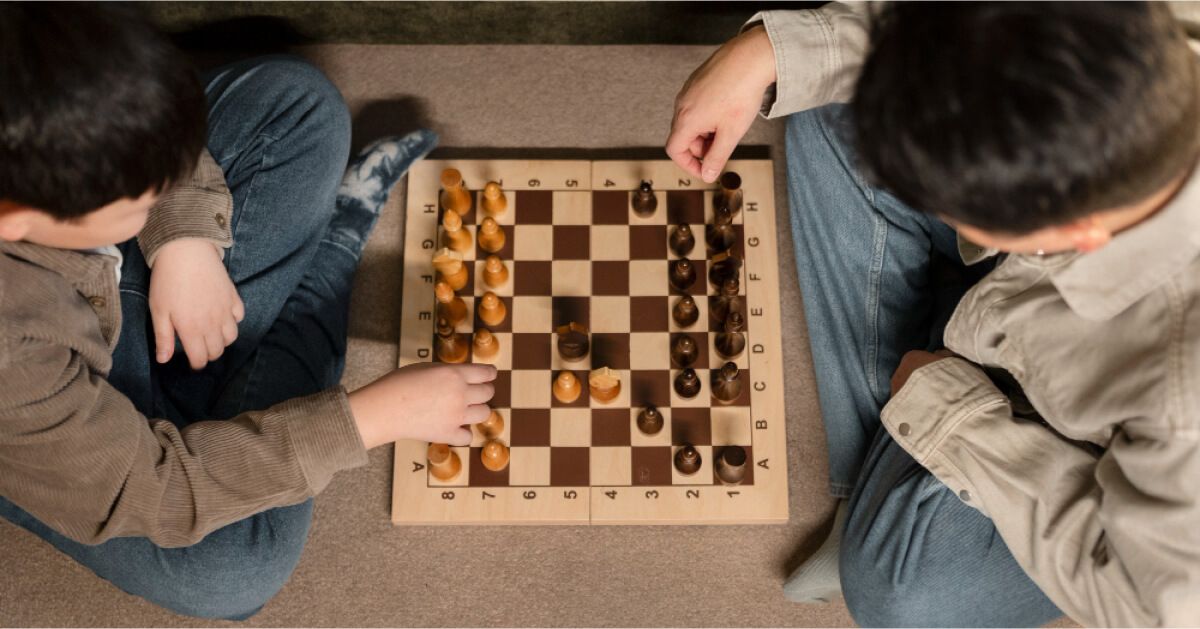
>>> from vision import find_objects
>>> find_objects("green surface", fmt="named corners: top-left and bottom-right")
top-left (148, 1), bottom-right (820, 47)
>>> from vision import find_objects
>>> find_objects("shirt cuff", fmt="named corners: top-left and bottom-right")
top-left (138, 150), bottom-right (234, 267)
top-left (881, 358), bottom-right (1009, 465)
top-left (278, 387), bottom-right (369, 494)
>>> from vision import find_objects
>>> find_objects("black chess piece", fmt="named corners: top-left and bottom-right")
top-left (674, 445), bottom-right (702, 475)
top-left (709, 277), bottom-right (741, 324)
top-left (556, 322), bottom-right (590, 361)
top-left (670, 335), bottom-right (699, 368)
top-left (672, 295), bottom-right (699, 328)
top-left (669, 258), bottom-right (697, 292)
top-left (632, 180), bottom-right (658, 217)
top-left (712, 361), bottom-right (742, 404)
top-left (714, 171), bottom-right (743, 216)
top-left (670, 224), bottom-right (695, 256)
top-left (715, 446), bottom-right (747, 485)
top-left (706, 206), bottom-right (737, 254)
top-left (637, 406), bottom-right (664, 435)
top-left (714, 311), bottom-right (747, 359)
top-left (674, 368), bottom-right (701, 398)
top-left (708, 252), bottom-right (741, 287)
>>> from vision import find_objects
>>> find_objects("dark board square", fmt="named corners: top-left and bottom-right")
top-left (592, 191), bottom-right (630, 225)
top-left (491, 370), bottom-right (511, 408)
top-left (473, 295), bottom-right (513, 332)
top-left (705, 224), bottom-right (745, 259)
top-left (667, 259), bottom-right (707, 296)
top-left (670, 408), bottom-right (712, 446)
top-left (551, 370), bottom-right (590, 408)
top-left (475, 224), bottom-right (515, 260)
top-left (712, 367), bottom-right (751, 407)
top-left (513, 261), bottom-right (552, 295)
top-left (667, 190), bottom-right (704, 224)
top-left (713, 445), bottom-right (755, 486)
top-left (670, 332), bottom-right (708, 369)
top-left (469, 446), bottom-right (510, 486)
top-left (592, 261), bottom-right (630, 296)
top-left (551, 296), bottom-right (590, 329)
top-left (510, 409), bottom-right (551, 446)
top-left (591, 409), bottom-right (631, 446)
top-left (550, 447), bottom-right (591, 486)
top-left (515, 190), bottom-right (553, 224)
top-left (590, 333), bottom-right (630, 370)
top-left (631, 446), bottom-right (673, 486)
top-left (553, 225), bottom-right (591, 260)
top-left (630, 296), bottom-right (669, 332)
top-left (629, 225), bottom-right (667, 260)
top-left (512, 333), bottom-right (551, 369)
top-left (630, 370), bottom-right (671, 409)
top-left (439, 191), bottom-right (476, 225)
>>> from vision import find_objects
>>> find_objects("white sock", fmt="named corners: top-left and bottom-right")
top-left (783, 500), bottom-right (848, 604)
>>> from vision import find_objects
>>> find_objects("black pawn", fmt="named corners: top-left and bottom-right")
top-left (715, 446), bottom-right (747, 485)
top-left (671, 335), bottom-right (699, 368)
top-left (670, 224), bottom-right (695, 256)
top-left (672, 295), bottom-right (699, 328)
top-left (708, 252), bottom-right (741, 287)
top-left (669, 258), bottom-right (697, 292)
top-left (710, 277), bottom-right (741, 324)
top-left (637, 406), bottom-right (664, 435)
top-left (674, 368), bottom-right (701, 399)
top-left (632, 180), bottom-right (658, 217)
top-left (715, 311), bottom-right (747, 359)
top-left (435, 317), bottom-right (468, 363)
top-left (674, 445), bottom-right (702, 475)
top-left (712, 361), bottom-right (742, 404)
top-left (706, 206), bottom-right (737, 254)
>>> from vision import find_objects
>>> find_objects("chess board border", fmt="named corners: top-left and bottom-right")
top-left (392, 158), bottom-right (787, 525)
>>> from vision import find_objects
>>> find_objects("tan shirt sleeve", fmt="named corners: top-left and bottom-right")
top-left (138, 148), bottom-right (234, 267)
top-left (742, 3), bottom-right (872, 119)
top-left (882, 358), bottom-right (1200, 627)
top-left (0, 334), bottom-right (368, 548)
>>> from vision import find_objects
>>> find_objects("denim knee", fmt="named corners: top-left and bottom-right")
top-left (249, 57), bottom-right (351, 153)
top-left (149, 501), bottom-right (313, 620)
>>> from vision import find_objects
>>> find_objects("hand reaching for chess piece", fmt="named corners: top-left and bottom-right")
top-left (348, 362), bottom-right (497, 449)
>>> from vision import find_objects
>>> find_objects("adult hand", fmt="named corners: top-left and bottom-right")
top-left (666, 25), bottom-right (777, 183)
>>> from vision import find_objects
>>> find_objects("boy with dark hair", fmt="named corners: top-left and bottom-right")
top-left (669, 2), bottom-right (1199, 626)
top-left (0, 4), bottom-right (494, 619)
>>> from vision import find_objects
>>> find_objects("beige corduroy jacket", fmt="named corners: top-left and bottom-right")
top-left (0, 150), bottom-right (367, 548)
top-left (749, 4), bottom-right (1200, 626)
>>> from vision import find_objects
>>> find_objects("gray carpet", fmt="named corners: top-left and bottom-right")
top-left (0, 43), bottom-right (845, 627)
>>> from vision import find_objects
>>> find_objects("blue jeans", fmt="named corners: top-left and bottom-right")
top-left (786, 105), bottom-right (1062, 626)
top-left (0, 58), bottom-right (355, 620)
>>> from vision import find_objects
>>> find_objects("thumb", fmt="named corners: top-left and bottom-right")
top-left (151, 309), bottom-right (176, 364)
top-left (700, 126), bottom-right (742, 183)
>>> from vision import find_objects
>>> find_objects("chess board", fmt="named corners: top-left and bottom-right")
top-left (392, 158), bottom-right (787, 525)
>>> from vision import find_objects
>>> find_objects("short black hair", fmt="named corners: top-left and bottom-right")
top-left (0, 3), bottom-right (207, 220)
top-left (853, 2), bottom-right (1199, 234)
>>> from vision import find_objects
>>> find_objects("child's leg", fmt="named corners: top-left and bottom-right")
top-left (782, 104), bottom-right (1055, 622)
top-left (840, 429), bottom-right (1061, 626)
top-left (0, 58), bottom-right (426, 621)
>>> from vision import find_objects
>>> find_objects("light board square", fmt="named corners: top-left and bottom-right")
top-left (552, 191), bottom-right (591, 225)
top-left (550, 408), bottom-right (592, 447)
top-left (511, 370), bottom-right (551, 408)
top-left (513, 225), bottom-right (554, 261)
top-left (509, 446), bottom-right (550, 486)
top-left (589, 447), bottom-right (632, 486)
top-left (551, 260), bottom-right (591, 296)
top-left (590, 226), bottom-right (631, 260)
top-left (629, 260), bottom-right (667, 296)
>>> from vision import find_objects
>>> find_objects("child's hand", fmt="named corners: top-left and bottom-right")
top-left (666, 25), bottom-right (777, 183)
top-left (149, 239), bottom-right (244, 370)
top-left (348, 363), bottom-right (497, 450)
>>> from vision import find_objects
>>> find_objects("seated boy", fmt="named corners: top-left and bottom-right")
top-left (668, 3), bottom-right (1199, 626)
top-left (0, 4), bottom-right (495, 619)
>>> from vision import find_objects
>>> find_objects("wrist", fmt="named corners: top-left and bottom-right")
top-left (348, 387), bottom-right (388, 450)
top-left (738, 25), bottom-right (778, 89)
top-left (155, 238), bottom-right (223, 266)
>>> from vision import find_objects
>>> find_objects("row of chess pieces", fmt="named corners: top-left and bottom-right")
top-left (424, 169), bottom-right (751, 484)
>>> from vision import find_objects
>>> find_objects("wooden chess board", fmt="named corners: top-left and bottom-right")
top-left (392, 158), bottom-right (787, 525)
